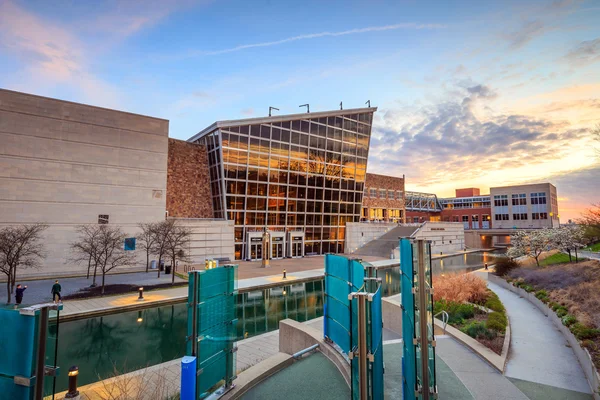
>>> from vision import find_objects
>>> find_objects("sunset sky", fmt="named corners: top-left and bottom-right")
top-left (1, 0), bottom-right (598, 221)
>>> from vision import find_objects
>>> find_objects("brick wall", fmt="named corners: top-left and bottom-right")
top-left (166, 138), bottom-right (213, 218)
top-left (362, 173), bottom-right (406, 210)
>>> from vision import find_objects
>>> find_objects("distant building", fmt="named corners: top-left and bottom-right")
top-left (361, 173), bottom-right (406, 223)
top-left (490, 183), bottom-right (559, 229)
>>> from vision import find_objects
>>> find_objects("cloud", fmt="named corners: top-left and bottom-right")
top-left (564, 38), bottom-right (600, 66)
top-left (368, 83), bottom-right (596, 193)
top-left (180, 23), bottom-right (446, 58)
top-left (241, 108), bottom-right (255, 116)
top-left (503, 20), bottom-right (546, 50)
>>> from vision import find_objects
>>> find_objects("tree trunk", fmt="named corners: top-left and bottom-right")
top-left (11, 268), bottom-right (16, 294)
top-left (157, 256), bottom-right (162, 278)
top-left (575, 249), bottom-right (578, 263)
top-left (171, 255), bottom-right (176, 285)
top-left (146, 250), bottom-right (150, 273)
top-left (87, 253), bottom-right (92, 279)
top-left (568, 249), bottom-right (572, 262)
top-left (6, 278), bottom-right (11, 304)
top-left (92, 263), bottom-right (98, 287)
top-left (101, 273), bottom-right (106, 295)
top-left (535, 255), bottom-right (540, 267)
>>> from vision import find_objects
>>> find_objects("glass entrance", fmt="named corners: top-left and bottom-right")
top-left (272, 242), bottom-right (284, 259)
top-left (250, 243), bottom-right (263, 260)
top-left (292, 242), bottom-right (302, 257)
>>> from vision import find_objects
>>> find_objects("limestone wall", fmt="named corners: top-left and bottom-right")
top-left (413, 222), bottom-right (465, 254)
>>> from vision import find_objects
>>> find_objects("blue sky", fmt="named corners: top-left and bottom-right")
top-left (1, 0), bottom-right (599, 220)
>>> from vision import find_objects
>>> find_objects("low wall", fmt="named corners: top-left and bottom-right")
top-left (278, 319), bottom-right (351, 387)
top-left (345, 222), bottom-right (397, 253)
top-left (489, 274), bottom-right (600, 399)
top-left (413, 222), bottom-right (465, 254)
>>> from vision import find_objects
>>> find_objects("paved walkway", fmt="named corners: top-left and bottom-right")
top-left (488, 281), bottom-right (592, 395)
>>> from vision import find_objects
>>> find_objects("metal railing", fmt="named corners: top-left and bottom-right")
top-left (434, 310), bottom-right (449, 334)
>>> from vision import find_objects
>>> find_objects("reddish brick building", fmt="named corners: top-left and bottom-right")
top-left (361, 173), bottom-right (406, 222)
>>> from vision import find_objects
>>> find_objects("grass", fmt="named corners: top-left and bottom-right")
top-left (585, 242), bottom-right (600, 252)
top-left (539, 253), bottom-right (574, 267)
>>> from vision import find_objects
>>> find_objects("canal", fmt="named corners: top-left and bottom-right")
top-left (47, 250), bottom-right (500, 393)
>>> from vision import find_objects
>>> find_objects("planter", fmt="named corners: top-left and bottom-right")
top-left (489, 274), bottom-right (600, 399)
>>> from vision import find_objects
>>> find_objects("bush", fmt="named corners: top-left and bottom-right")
top-left (570, 323), bottom-right (600, 340)
top-left (535, 289), bottom-right (548, 299)
top-left (485, 292), bottom-right (505, 313)
top-left (549, 302), bottom-right (560, 310)
top-left (462, 321), bottom-right (496, 339)
top-left (562, 314), bottom-right (577, 327)
top-left (435, 300), bottom-right (475, 325)
top-left (494, 257), bottom-right (519, 276)
top-left (486, 312), bottom-right (508, 333)
top-left (433, 273), bottom-right (489, 304)
top-left (556, 307), bottom-right (569, 318)
top-left (522, 284), bottom-right (534, 293)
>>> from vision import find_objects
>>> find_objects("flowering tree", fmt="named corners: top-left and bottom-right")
top-left (507, 229), bottom-right (554, 267)
top-left (551, 225), bottom-right (586, 262)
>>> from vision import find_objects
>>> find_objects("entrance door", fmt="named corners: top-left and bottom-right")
top-left (271, 242), bottom-right (284, 259)
top-left (292, 242), bottom-right (302, 257)
top-left (250, 243), bottom-right (262, 260)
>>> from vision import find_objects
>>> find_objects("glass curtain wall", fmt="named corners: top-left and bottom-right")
top-left (196, 112), bottom-right (373, 260)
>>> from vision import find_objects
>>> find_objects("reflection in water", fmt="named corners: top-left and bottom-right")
top-left (51, 280), bottom-right (325, 392)
top-left (50, 251), bottom-right (498, 393)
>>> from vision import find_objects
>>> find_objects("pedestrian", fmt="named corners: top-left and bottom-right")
top-left (51, 280), bottom-right (62, 303)
top-left (484, 263), bottom-right (489, 271)
top-left (15, 284), bottom-right (27, 305)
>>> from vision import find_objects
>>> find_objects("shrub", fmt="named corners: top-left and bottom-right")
top-left (494, 257), bottom-right (519, 276)
top-left (486, 312), bottom-right (508, 333)
top-left (549, 302), bottom-right (560, 311)
top-left (485, 292), bottom-right (505, 313)
top-left (562, 314), bottom-right (577, 327)
top-left (556, 307), bottom-right (569, 318)
top-left (535, 289), bottom-right (548, 299)
top-left (433, 273), bottom-right (489, 304)
top-left (522, 284), bottom-right (534, 293)
top-left (435, 300), bottom-right (475, 325)
top-left (462, 321), bottom-right (496, 339)
top-left (570, 323), bottom-right (600, 340)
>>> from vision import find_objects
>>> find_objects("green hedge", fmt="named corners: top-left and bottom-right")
top-left (486, 312), bottom-right (508, 333)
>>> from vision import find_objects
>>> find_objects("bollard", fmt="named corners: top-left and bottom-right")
top-left (282, 269), bottom-right (287, 279)
top-left (65, 366), bottom-right (79, 399)
top-left (137, 287), bottom-right (144, 301)
top-left (181, 356), bottom-right (197, 400)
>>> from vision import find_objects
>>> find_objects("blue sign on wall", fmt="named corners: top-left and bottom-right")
top-left (124, 237), bottom-right (136, 251)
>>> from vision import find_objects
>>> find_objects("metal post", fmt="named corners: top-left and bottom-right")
top-left (357, 293), bottom-right (368, 400)
top-left (417, 240), bottom-right (430, 400)
top-left (262, 229), bottom-right (270, 268)
top-left (34, 306), bottom-right (49, 400)
top-left (191, 273), bottom-right (198, 357)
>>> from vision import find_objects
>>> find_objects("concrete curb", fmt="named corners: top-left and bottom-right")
top-left (221, 352), bottom-right (294, 400)
top-left (489, 274), bottom-right (600, 399)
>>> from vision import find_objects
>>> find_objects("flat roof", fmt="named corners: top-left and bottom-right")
top-left (187, 106), bottom-right (377, 142)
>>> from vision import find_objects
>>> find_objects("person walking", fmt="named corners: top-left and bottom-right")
top-left (484, 263), bottom-right (489, 271)
top-left (15, 284), bottom-right (27, 305)
top-left (51, 280), bottom-right (62, 303)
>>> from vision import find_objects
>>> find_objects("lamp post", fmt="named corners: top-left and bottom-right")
top-left (262, 228), bottom-right (270, 268)
top-left (65, 366), bottom-right (79, 399)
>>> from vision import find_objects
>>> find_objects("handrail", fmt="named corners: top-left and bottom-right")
top-left (292, 343), bottom-right (320, 359)
top-left (434, 310), bottom-right (449, 334)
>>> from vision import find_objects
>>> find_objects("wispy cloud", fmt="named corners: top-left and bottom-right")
top-left (181, 23), bottom-right (445, 58)
top-left (564, 37), bottom-right (600, 66)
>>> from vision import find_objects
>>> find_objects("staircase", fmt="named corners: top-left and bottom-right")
top-left (352, 225), bottom-right (420, 257)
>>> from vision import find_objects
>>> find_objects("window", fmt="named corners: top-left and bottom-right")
top-left (395, 190), bottom-right (403, 200)
top-left (379, 189), bottom-right (386, 199)
top-left (98, 214), bottom-right (109, 224)
top-left (462, 216), bottom-right (469, 222)
top-left (512, 193), bottom-right (527, 206)
top-left (413, 217), bottom-right (419, 223)
top-left (452, 216), bottom-right (459, 222)
top-left (532, 212), bottom-right (548, 220)
top-left (369, 188), bottom-right (376, 198)
top-left (513, 213), bottom-right (528, 220)
top-left (388, 190), bottom-right (395, 200)
top-left (531, 192), bottom-right (547, 205)
top-left (495, 214), bottom-right (509, 221)
top-left (493, 195), bottom-right (508, 207)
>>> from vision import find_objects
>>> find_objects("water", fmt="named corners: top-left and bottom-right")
top-left (48, 280), bottom-right (324, 392)
top-left (47, 251), bottom-right (497, 393)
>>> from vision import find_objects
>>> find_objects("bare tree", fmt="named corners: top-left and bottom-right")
top-left (137, 222), bottom-right (158, 273)
top-left (151, 220), bottom-right (175, 279)
top-left (578, 203), bottom-right (600, 242)
top-left (165, 222), bottom-right (192, 284)
top-left (95, 225), bottom-right (137, 295)
top-left (70, 225), bottom-right (102, 286)
top-left (0, 224), bottom-right (48, 303)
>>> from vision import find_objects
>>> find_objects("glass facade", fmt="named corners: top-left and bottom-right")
top-left (193, 110), bottom-right (374, 260)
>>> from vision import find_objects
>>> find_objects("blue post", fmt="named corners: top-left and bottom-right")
top-left (181, 356), bottom-right (197, 400)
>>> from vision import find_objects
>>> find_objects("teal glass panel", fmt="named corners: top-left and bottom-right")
top-left (197, 294), bottom-right (236, 332)
top-left (351, 355), bottom-right (359, 400)
top-left (400, 238), bottom-right (416, 400)
top-left (0, 375), bottom-right (32, 400)
top-left (0, 308), bottom-right (38, 378)
top-left (197, 350), bottom-right (229, 398)
top-left (197, 321), bottom-right (237, 368)
top-left (370, 287), bottom-right (384, 400)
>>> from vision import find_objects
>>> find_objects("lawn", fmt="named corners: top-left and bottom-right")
top-left (539, 252), bottom-right (585, 267)
top-left (585, 242), bottom-right (600, 252)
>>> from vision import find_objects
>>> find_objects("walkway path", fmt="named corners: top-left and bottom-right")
top-left (488, 281), bottom-right (592, 395)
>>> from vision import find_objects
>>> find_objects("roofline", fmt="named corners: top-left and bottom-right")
top-left (0, 88), bottom-right (169, 122)
top-left (187, 107), bottom-right (377, 142)
top-left (490, 182), bottom-right (555, 190)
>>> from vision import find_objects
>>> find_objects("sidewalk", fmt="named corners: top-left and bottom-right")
top-left (488, 281), bottom-right (592, 395)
